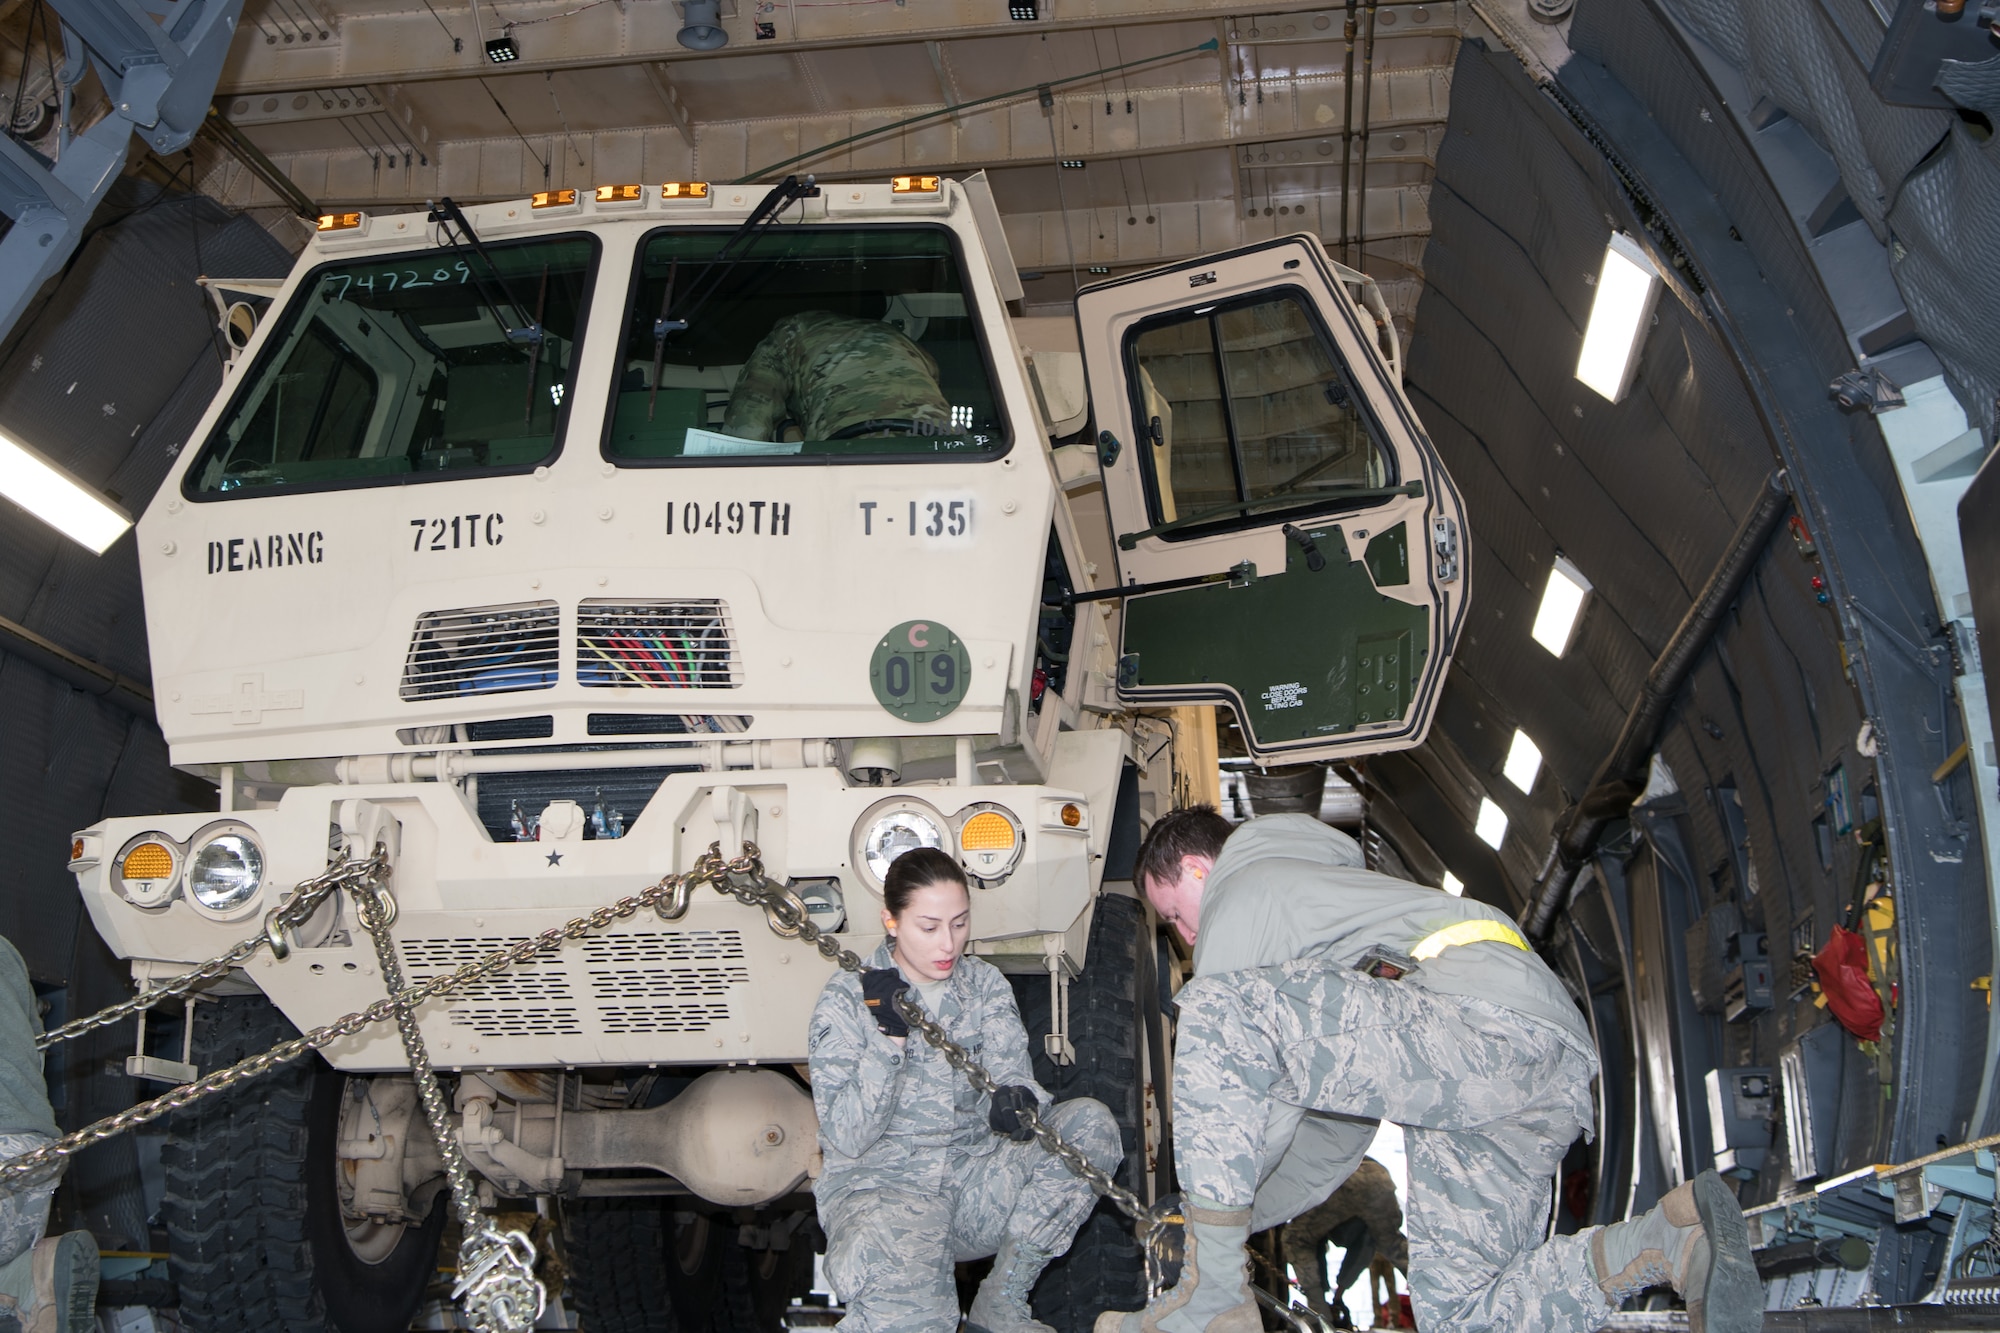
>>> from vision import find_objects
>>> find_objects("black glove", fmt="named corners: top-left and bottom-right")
top-left (860, 969), bottom-right (910, 1039)
top-left (988, 1084), bottom-right (1039, 1142)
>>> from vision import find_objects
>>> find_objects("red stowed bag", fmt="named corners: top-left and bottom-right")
top-left (1813, 925), bottom-right (1884, 1042)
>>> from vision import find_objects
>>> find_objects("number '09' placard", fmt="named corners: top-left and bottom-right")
top-left (869, 620), bottom-right (972, 723)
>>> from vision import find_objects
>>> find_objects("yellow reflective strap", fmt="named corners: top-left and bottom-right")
top-left (1410, 919), bottom-right (1530, 961)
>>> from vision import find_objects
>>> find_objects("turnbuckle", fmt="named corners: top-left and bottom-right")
top-left (454, 1228), bottom-right (547, 1332)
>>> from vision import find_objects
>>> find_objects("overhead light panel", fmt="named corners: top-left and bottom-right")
top-left (0, 430), bottom-right (131, 554)
top-left (1440, 871), bottom-right (1465, 897)
top-left (484, 35), bottom-right (519, 62)
top-left (1009, 0), bottom-right (1038, 17)
top-left (1503, 730), bottom-right (1543, 794)
top-left (1575, 231), bottom-right (1661, 403)
top-left (1531, 555), bottom-right (1592, 657)
top-left (1475, 797), bottom-right (1508, 850)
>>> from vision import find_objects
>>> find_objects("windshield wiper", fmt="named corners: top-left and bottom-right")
top-left (424, 197), bottom-right (546, 347)
top-left (660, 173), bottom-right (820, 338)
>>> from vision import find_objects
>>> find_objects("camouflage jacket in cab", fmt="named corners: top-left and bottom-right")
top-left (807, 943), bottom-right (1051, 1210)
top-left (722, 311), bottom-right (952, 441)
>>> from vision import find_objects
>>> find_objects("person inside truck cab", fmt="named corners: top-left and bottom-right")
top-left (722, 310), bottom-right (954, 442)
top-left (806, 848), bottom-right (1120, 1333)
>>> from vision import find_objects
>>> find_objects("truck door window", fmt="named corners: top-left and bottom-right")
top-left (185, 235), bottom-right (597, 497)
top-left (1127, 289), bottom-right (1391, 537)
top-left (604, 227), bottom-right (1005, 463)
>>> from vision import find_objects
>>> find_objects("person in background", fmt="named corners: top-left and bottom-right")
top-left (0, 935), bottom-right (98, 1333)
top-left (807, 847), bottom-right (1122, 1333)
top-left (1098, 807), bottom-right (1760, 1333)
top-left (1280, 1156), bottom-right (1409, 1327)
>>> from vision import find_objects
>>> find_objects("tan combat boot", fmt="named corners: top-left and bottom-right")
top-left (1094, 1198), bottom-right (1260, 1333)
top-left (966, 1238), bottom-right (1057, 1333)
top-left (1592, 1170), bottom-right (1761, 1333)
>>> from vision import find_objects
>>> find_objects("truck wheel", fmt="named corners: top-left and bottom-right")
top-left (711, 1228), bottom-right (814, 1331)
top-left (669, 1211), bottom-right (813, 1333)
top-left (1012, 892), bottom-right (1156, 1333)
top-left (563, 1199), bottom-right (679, 1332)
top-left (163, 994), bottom-right (446, 1333)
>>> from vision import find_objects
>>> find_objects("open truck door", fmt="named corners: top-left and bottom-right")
top-left (1075, 234), bottom-right (1469, 763)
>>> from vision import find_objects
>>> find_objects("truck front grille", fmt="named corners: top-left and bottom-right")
top-left (578, 599), bottom-right (739, 689)
top-left (396, 930), bottom-right (748, 1040)
top-left (401, 601), bottom-right (560, 700)
top-left (401, 935), bottom-right (580, 1037)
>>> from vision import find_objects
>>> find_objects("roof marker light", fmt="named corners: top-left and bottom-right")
top-left (661, 181), bottom-right (711, 203)
top-left (316, 211), bottom-right (364, 232)
top-left (531, 189), bottom-right (578, 208)
top-left (0, 429), bottom-right (131, 554)
top-left (1532, 555), bottom-right (1592, 657)
top-left (1503, 730), bottom-right (1543, 794)
top-left (1575, 232), bottom-right (1661, 403)
top-left (891, 175), bottom-right (941, 194)
top-left (1475, 797), bottom-right (1508, 850)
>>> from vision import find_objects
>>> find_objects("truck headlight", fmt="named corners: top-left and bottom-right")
top-left (853, 799), bottom-right (945, 890)
top-left (116, 834), bottom-right (182, 908)
top-left (186, 826), bottom-right (266, 917)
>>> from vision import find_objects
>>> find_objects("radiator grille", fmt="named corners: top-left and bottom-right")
top-left (581, 931), bottom-right (746, 965)
top-left (402, 936), bottom-right (578, 1037)
top-left (398, 931), bottom-right (747, 1039)
top-left (586, 931), bottom-right (748, 1034)
top-left (578, 600), bottom-right (739, 689)
top-left (401, 601), bottom-right (559, 701)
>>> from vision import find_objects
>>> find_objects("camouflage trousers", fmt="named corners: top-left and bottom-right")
top-left (0, 1133), bottom-right (53, 1268)
top-left (822, 1098), bottom-right (1122, 1333)
top-left (1174, 960), bottom-right (1610, 1333)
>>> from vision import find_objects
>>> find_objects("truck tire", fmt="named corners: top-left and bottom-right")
top-left (564, 1199), bottom-right (679, 1332)
top-left (710, 1227), bottom-right (814, 1331)
top-left (1012, 892), bottom-right (1156, 1333)
top-left (162, 994), bottom-right (447, 1333)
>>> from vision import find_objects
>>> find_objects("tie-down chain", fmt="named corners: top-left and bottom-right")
top-left (0, 839), bottom-right (1181, 1323)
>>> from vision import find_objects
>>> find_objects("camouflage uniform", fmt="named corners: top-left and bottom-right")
top-left (1171, 816), bottom-right (1611, 1333)
top-left (0, 938), bottom-right (57, 1270)
top-left (809, 944), bottom-right (1122, 1333)
top-left (1280, 1158), bottom-right (1407, 1322)
top-left (723, 311), bottom-right (952, 442)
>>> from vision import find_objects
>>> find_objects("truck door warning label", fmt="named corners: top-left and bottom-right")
top-left (1260, 681), bottom-right (1308, 710)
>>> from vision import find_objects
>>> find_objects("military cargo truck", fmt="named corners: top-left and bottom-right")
top-left (66, 172), bottom-right (1467, 1331)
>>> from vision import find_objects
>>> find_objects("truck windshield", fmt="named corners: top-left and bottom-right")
top-left (185, 235), bottom-right (596, 497)
top-left (605, 227), bottom-right (1004, 463)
